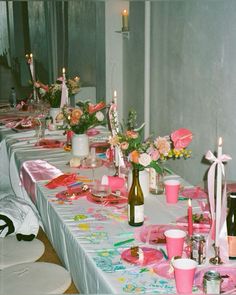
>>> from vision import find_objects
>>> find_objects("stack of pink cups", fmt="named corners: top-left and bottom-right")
top-left (164, 229), bottom-right (197, 294)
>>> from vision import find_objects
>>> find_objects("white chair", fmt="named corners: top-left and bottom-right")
top-left (0, 236), bottom-right (45, 270)
top-left (0, 262), bottom-right (72, 294)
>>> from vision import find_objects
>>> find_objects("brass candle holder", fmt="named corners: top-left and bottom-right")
top-left (209, 245), bottom-right (223, 265)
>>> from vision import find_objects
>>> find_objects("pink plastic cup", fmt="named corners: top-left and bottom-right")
top-left (101, 175), bottom-right (125, 192)
top-left (164, 229), bottom-right (186, 259)
top-left (172, 258), bottom-right (197, 294)
top-left (164, 179), bottom-right (180, 204)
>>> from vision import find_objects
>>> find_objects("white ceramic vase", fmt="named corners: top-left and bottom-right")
top-left (72, 133), bottom-right (89, 157)
top-left (49, 107), bottom-right (63, 126)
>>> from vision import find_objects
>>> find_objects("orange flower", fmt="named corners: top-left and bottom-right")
top-left (126, 130), bottom-right (138, 139)
top-left (71, 108), bottom-right (83, 120)
top-left (130, 150), bottom-right (140, 164)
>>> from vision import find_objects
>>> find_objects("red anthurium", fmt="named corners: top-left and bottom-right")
top-left (88, 101), bottom-right (106, 114)
top-left (171, 128), bottom-right (193, 150)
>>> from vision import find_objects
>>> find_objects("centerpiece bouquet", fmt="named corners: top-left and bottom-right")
top-left (34, 76), bottom-right (80, 108)
top-left (58, 100), bottom-right (107, 134)
top-left (109, 110), bottom-right (193, 174)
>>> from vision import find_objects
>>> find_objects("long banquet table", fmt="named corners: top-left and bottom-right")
top-left (1, 116), bottom-right (235, 294)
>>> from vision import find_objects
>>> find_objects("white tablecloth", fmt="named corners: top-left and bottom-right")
top-left (1, 126), bottom-right (233, 294)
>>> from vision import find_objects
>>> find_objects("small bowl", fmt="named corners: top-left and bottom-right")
top-left (90, 184), bottom-right (111, 198)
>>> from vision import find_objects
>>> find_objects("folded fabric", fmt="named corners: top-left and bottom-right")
top-left (35, 139), bottom-right (64, 148)
top-left (20, 160), bottom-right (62, 202)
top-left (0, 195), bottom-right (39, 241)
top-left (45, 173), bottom-right (78, 189)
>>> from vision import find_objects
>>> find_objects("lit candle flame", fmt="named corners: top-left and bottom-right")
top-left (122, 9), bottom-right (128, 16)
top-left (30, 53), bottom-right (33, 58)
top-left (188, 198), bottom-right (192, 207)
top-left (218, 137), bottom-right (223, 146)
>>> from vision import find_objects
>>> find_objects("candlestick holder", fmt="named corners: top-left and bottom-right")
top-left (209, 245), bottom-right (223, 265)
top-left (114, 164), bottom-right (119, 177)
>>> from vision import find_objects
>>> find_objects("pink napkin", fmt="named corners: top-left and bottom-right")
top-left (35, 139), bottom-right (64, 148)
top-left (45, 173), bottom-right (78, 189)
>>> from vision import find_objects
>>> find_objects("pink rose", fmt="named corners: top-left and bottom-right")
top-left (120, 141), bottom-right (129, 150)
top-left (171, 128), bottom-right (192, 150)
top-left (155, 136), bottom-right (170, 156)
top-left (126, 130), bottom-right (138, 139)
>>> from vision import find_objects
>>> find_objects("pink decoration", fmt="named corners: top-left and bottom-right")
top-left (20, 160), bottom-right (62, 202)
top-left (101, 175), bottom-right (125, 192)
top-left (188, 199), bottom-right (193, 236)
top-left (171, 128), bottom-right (192, 150)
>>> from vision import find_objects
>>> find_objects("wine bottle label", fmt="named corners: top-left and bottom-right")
top-left (149, 168), bottom-right (157, 189)
top-left (228, 236), bottom-right (236, 257)
top-left (128, 204), bottom-right (144, 223)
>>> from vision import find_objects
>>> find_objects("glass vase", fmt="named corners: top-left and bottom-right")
top-left (149, 168), bottom-right (164, 195)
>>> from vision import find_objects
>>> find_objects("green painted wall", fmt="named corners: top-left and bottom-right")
top-left (148, 0), bottom-right (236, 184)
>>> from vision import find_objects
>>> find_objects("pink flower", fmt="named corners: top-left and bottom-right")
top-left (126, 130), bottom-right (138, 139)
top-left (171, 128), bottom-right (192, 150)
top-left (139, 153), bottom-right (152, 167)
top-left (120, 141), bottom-right (129, 150)
top-left (154, 136), bottom-right (170, 156)
top-left (151, 149), bottom-right (160, 161)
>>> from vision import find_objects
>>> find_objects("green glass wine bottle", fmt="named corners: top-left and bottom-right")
top-left (128, 168), bottom-right (144, 226)
top-left (227, 192), bottom-right (236, 259)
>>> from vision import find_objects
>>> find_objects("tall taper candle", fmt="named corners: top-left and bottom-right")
top-left (122, 9), bottom-right (129, 32)
top-left (188, 198), bottom-right (193, 236)
top-left (62, 67), bottom-right (66, 80)
top-left (215, 137), bottom-right (223, 247)
top-left (29, 53), bottom-right (35, 81)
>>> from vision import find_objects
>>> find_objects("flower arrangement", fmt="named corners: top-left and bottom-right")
top-left (109, 110), bottom-right (192, 174)
top-left (57, 100), bottom-right (107, 134)
top-left (34, 76), bottom-right (80, 108)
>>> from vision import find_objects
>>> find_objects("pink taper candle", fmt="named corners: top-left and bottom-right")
top-left (188, 198), bottom-right (193, 236)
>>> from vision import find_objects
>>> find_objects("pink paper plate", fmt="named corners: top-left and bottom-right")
top-left (153, 261), bottom-right (174, 279)
top-left (138, 224), bottom-right (186, 245)
top-left (86, 128), bottom-right (100, 136)
top-left (121, 247), bottom-right (163, 266)
top-left (87, 193), bottom-right (127, 206)
top-left (176, 214), bottom-right (211, 233)
top-left (181, 187), bottom-right (208, 199)
top-left (194, 266), bottom-right (236, 293)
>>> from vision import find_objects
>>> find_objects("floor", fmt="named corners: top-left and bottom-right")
top-left (37, 227), bottom-right (79, 294)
